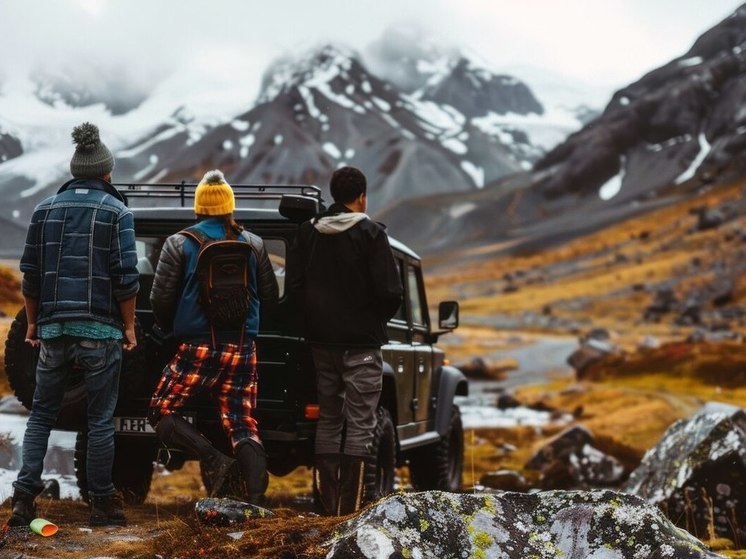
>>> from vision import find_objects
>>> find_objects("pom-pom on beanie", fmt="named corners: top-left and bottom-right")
top-left (194, 169), bottom-right (235, 216)
top-left (69, 122), bottom-right (114, 178)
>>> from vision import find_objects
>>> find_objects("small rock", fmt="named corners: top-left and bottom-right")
top-left (480, 469), bottom-right (530, 492)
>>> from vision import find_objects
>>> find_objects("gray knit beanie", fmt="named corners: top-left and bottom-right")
top-left (70, 122), bottom-right (114, 178)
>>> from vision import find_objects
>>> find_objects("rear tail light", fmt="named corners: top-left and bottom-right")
top-left (304, 404), bottom-right (320, 420)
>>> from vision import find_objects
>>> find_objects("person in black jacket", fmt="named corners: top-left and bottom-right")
top-left (289, 166), bottom-right (403, 515)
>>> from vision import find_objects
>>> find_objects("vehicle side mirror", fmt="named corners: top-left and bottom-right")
top-left (280, 194), bottom-right (319, 223)
top-left (438, 301), bottom-right (459, 330)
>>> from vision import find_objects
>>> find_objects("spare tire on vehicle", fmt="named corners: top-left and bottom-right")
top-left (3, 308), bottom-right (147, 430)
top-left (75, 432), bottom-right (158, 504)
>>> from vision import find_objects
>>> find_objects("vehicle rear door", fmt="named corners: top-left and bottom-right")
top-left (406, 261), bottom-right (434, 428)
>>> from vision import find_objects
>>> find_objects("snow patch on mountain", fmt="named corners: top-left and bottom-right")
top-left (472, 109), bottom-right (580, 152)
top-left (675, 133), bottom-right (711, 184)
top-left (461, 162), bottom-right (484, 188)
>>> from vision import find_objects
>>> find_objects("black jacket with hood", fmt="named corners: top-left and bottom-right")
top-left (289, 202), bottom-right (403, 348)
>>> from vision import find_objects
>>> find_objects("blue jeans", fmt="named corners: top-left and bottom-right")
top-left (14, 337), bottom-right (122, 497)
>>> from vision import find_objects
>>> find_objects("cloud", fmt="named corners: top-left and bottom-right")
top-left (0, 0), bottom-right (741, 102)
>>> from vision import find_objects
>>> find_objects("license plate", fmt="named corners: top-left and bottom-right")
top-left (114, 415), bottom-right (194, 434)
top-left (115, 416), bottom-right (154, 434)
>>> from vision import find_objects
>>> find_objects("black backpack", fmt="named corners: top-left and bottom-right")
top-left (180, 225), bottom-right (256, 349)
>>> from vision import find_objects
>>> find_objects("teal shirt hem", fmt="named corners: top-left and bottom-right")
top-left (39, 321), bottom-right (122, 340)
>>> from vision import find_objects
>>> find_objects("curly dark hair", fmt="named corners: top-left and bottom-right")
top-left (329, 166), bottom-right (367, 204)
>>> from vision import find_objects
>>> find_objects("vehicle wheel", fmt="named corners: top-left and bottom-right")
top-left (364, 406), bottom-right (397, 503)
top-left (408, 405), bottom-right (464, 492)
top-left (4, 308), bottom-right (147, 426)
top-left (75, 432), bottom-right (156, 504)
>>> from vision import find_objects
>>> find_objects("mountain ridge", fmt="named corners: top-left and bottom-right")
top-left (0, 41), bottom-right (584, 253)
top-left (379, 4), bottom-right (746, 256)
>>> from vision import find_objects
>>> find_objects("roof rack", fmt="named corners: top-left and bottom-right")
top-left (114, 182), bottom-right (322, 208)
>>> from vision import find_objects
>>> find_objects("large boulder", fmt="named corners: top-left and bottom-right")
top-left (526, 425), bottom-right (626, 489)
top-left (325, 490), bottom-right (723, 559)
top-left (624, 404), bottom-right (746, 544)
top-left (567, 328), bottom-right (624, 377)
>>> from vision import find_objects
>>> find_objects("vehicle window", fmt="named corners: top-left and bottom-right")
top-left (135, 236), bottom-right (287, 298)
top-left (407, 265), bottom-right (427, 327)
top-left (263, 238), bottom-right (286, 298)
top-left (135, 238), bottom-right (162, 276)
top-left (391, 258), bottom-right (407, 322)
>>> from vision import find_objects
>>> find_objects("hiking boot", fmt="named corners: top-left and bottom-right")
top-left (6, 488), bottom-right (36, 527)
top-left (313, 453), bottom-right (340, 516)
top-left (89, 492), bottom-right (127, 527)
top-left (155, 413), bottom-right (237, 497)
top-left (337, 455), bottom-right (368, 515)
top-left (235, 439), bottom-right (269, 505)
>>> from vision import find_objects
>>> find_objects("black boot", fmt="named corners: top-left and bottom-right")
top-left (6, 487), bottom-right (37, 527)
top-left (235, 439), bottom-right (268, 505)
top-left (337, 455), bottom-right (368, 515)
top-left (155, 414), bottom-right (236, 497)
top-left (89, 491), bottom-right (127, 527)
top-left (314, 454), bottom-right (340, 516)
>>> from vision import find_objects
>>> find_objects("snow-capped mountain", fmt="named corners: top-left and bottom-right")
top-left (365, 32), bottom-right (591, 161)
top-left (114, 45), bottom-right (548, 214)
top-left (0, 38), bottom-right (596, 256)
top-left (417, 56), bottom-right (544, 118)
top-left (378, 4), bottom-right (746, 255)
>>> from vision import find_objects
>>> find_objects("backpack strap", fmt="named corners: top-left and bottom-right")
top-left (179, 225), bottom-right (211, 246)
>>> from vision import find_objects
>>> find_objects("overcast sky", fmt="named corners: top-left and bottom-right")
top-left (0, 0), bottom-right (743, 112)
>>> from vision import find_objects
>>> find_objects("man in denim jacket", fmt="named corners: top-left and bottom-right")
top-left (7, 123), bottom-right (139, 528)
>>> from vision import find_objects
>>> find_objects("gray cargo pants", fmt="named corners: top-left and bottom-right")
top-left (311, 347), bottom-right (383, 457)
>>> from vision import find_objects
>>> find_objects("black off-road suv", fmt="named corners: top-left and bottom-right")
top-left (4, 183), bottom-right (468, 504)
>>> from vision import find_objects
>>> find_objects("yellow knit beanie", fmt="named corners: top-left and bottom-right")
top-left (194, 169), bottom-right (235, 216)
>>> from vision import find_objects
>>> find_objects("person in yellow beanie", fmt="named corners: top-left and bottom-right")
top-left (193, 169), bottom-right (236, 216)
top-left (146, 169), bottom-right (279, 504)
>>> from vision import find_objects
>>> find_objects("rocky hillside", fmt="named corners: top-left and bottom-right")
top-left (425, 177), bottom-right (746, 352)
top-left (382, 4), bottom-right (746, 256)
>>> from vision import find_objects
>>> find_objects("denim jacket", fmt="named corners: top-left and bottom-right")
top-left (20, 177), bottom-right (140, 329)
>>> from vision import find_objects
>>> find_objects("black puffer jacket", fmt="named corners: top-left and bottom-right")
top-left (289, 203), bottom-right (403, 348)
top-left (150, 218), bottom-right (278, 341)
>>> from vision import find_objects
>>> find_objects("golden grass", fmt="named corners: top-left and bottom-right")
top-left (0, 358), bottom-right (740, 557)
top-left (426, 179), bottom-right (746, 346)
top-left (2, 181), bottom-right (746, 555)
top-left (459, 376), bottom-right (700, 491)
top-left (0, 264), bottom-right (22, 318)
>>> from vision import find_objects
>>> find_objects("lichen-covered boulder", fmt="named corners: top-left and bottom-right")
top-left (624, 404), bottom-right (746, 544)
top-left (325, 490), bottom-right (723, 559)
